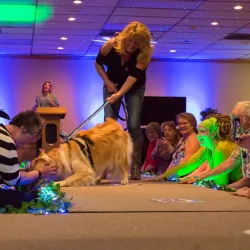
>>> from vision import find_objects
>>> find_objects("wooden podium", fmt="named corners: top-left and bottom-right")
top-left (36, 107), bottom-right (66, 152)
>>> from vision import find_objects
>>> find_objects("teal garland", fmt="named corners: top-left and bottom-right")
top-left (194, 180), bottom-right (236, 192)
top-left (1, 182), bottom-right (72, 214)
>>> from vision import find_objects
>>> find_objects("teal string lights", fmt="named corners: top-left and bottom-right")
top-left (2, 182), bottom-right (72, 214)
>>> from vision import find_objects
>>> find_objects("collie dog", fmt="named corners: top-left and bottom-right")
top-left (33, 118), bottom-right (133, 187)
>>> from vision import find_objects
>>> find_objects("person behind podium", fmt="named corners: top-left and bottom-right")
top-left (34, 81), bottom-right (59, 109)
top-left (32, 81), bottom-right (60, 154)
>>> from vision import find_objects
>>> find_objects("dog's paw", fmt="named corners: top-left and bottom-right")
top-left (85, 178), bottom-right (96, 186)
top-left (120, 179), bottom-right (129, 185)
top-left (71, 177), bottom-right (96, 187)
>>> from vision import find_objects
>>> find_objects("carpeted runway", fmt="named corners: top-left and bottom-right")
top-left (1, 181), bottom-right (250, 250)
top-left (67, 181), bottom-right (250, 212)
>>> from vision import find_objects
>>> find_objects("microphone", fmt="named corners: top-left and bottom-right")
top-left (35, 96), bottom-right (39, 107)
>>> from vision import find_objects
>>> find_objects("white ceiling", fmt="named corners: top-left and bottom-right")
top-left (1, 0), bottom-right (250, 60)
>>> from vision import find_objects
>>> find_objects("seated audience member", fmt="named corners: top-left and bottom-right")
top-left (0, 110), bottom-right (57, 208)
top-left (151, 121), bottom-right (180, 174)
top-left (141, 122), bottom-right (161, 173)
top-left (235, 134), bottom-right (250, 198)
top-left (149, 112), bottom-right (200, 181)
top-left (237, 134), bottom-right (250, 151)
top-left (200, 107), bottom-right (220, 121)
top-left (184, 101), bottom-right (250, 190)
top-left (178, 114), bottom-right (242, 185)
top-left (33, 81), bottom-right (59, 109)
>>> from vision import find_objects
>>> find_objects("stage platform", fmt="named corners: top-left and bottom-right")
top-left (1, 181), bottom-right (250, 250)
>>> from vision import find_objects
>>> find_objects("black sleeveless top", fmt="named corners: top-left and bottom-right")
top-left (102, 47), bottom-right (146, 93)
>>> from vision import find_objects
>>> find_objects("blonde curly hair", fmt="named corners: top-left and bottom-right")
top-left (203, 114), bottom-right (232, 140)
top-left (114, 21), bottom-right (153, 65)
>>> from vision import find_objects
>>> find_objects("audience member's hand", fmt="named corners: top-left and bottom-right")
top-left (156, 137), bottom-right (171, 148)
top-left (187, 176), bottom-right (199, 184)
top-left (36, 163), bottom-right (57, 178)
top-left (178, 177), bottom-right (190, 184)
top-left (237, 134), bottom-right (250, 151)
top-left (153, 175), bottom-right (165, 182)
top-left (144, 174), bottom-right (165, 182)
top-left (143, 172), bottom-right (164, 181)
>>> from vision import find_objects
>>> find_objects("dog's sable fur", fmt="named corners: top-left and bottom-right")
top-left (33, 118), bottom-right (133, 187)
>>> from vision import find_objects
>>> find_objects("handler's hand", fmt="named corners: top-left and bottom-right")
top-left (36, 163), bottom-right (57, 178)
top-left (107, 93), bottom-right (122, 104)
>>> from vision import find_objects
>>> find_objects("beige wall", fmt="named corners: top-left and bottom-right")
top-left (0, 56), bottom-right (250, 134)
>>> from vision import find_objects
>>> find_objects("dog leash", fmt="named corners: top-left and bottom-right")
top-left (60, 97), bottom-right (129, 142)
top-left (110, 99), bottom-right (128, 122)
top-left (60, 100), bottom-right (110, 141)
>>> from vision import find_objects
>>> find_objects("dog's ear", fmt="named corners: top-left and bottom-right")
top-left (38, 148), bottom-right (46, 155)
top-left (30, 158), bottom-right (38, 169)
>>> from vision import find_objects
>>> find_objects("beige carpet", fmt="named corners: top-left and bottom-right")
top-left (1, 213), bottom-right (250, 250)
top-left (64, 181), bottom-right (250, 212)
top-left (1, 182), bottom-right (250, 250)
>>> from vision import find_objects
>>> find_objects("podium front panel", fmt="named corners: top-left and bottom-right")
top-left (37, 108), bottom-right (66, 153)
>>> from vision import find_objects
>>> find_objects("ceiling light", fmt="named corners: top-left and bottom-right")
top-left (58, 47), bottom-right (64, 50)
top-left (92, 39), bottom-right (106, 43)
top-left (73, 0), bottom-right (82, 4)
top-left (151, 41), bottom-right (157, 44)
top-left (102, 36), bottom-right (110, 41)
top-left (234, 5), bottom-right (243, 10)
top-left (0, 4), bottom-right (52, 23)
top-left (170, 50), bottom-right (176, 53)
top-left (211, 22), bottom-right (218, 26)
top-left (60, 37), bottom-right (67, 40)
top-left (68, 17), bottom-right (76, 21)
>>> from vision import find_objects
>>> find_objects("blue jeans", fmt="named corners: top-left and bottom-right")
top-left (103, 85), bottom-right (145, 141)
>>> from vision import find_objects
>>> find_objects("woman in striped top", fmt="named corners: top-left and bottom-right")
top-left (0, 110), bottom-right (57, 208)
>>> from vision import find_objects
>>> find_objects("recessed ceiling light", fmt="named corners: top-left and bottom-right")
top-left (211, 22), bottom-right (219, 26)
top-left (60, 37), bottom-right (67, 40)
top-left (102, 36), bottom-right (110, 41)
top-left (234, 5), bottom-right (243, 10)
top-left (68, 17), bottom-right (76, 21)
top-left (58, 47), bottom-right (64, 50)
top-left (73, 0), bottom-right (82, 4)
top-left (92, 39), bottom-right (106, 43)
top-left (170, 49), bottom-right (176, 53)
